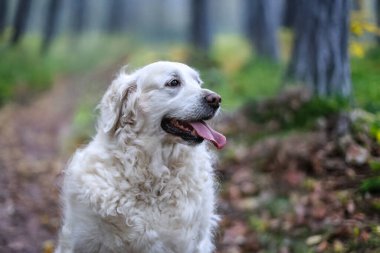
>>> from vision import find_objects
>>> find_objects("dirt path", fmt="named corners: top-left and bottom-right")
top-left (0, 78), bottom-right (75, 253)
top-left (0, 63), bottom-right (119, 253)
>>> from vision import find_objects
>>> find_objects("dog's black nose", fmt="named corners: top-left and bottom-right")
top-left (204, 93), bottom-right (222, 109)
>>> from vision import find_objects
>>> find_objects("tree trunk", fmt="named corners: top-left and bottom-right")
top-left (287, 0), bottom-right (351, 98)
top-left (41, 0), bottom-right (62, 54)
top-left (105, 0), bottom-right (127, 33)
top-left (0, 0), bottom-right (8, 35)
top-left (70, 0), bottom-right (86, 35)
top-left (282, 0), bottom-right (298, 28)
top-left (245, 0), bottom-right (280, 60)
top-left (376, 0), bottom-right (380, 44)
top-left (10, 0), bottom-right (33, 46)
top-left (190, 0), bottom-right (211, 51)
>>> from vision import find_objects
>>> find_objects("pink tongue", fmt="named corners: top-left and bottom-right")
top-left (189, 121), bottom-right (227, 149)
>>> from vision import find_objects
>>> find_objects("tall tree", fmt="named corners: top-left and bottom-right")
top-left (10, 0), bottom-right (33, 46)
top-left (245, 0), bottom-right (280, 60)
top-left (282, 0), bottom-right (298, 28)
top-left (190, 0), bottom-right (211, 51)
top-left (0, 0), bottom-right (8, 35)
top-left (287, 0), bottom-right (351, 98)
top-left (376, 0), bottom-right (380, 44)
top-left (41, 0), bottom-right (62, 54)
top-left (105, 0), bottom-right (127, 33)
top-left (70, 0), bottom-right (86, 35)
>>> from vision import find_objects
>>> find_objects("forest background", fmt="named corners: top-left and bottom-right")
top-left (1, 0), bottom-right (380, 252)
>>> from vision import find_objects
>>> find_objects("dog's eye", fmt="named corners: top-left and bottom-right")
top-left (166, 79), bottom-right (181, 87)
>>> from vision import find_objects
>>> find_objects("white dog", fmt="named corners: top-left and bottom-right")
top-left (55, 61), bottom-right (226, 253)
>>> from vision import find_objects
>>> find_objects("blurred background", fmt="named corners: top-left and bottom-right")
top-left (1, 0), bottom-right (380, 252)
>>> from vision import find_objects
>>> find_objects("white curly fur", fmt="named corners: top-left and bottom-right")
top-left (55, 62), bottom-right (221, 253)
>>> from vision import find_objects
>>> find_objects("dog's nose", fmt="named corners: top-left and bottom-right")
top-left (204, 93), bottom-right (222, 109)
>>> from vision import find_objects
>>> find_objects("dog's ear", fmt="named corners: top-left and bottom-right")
top-left (99, 73), bottom-right (138, 134)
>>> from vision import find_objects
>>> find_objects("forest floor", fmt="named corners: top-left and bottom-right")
top-left (0, 75), bottom-right (72, 253)
top-left (215, 89), bottom-right (380, 253)
top-left (0, 62), bottom-right (118, 253)
top-left (0, 64), bottom-right (380, 253)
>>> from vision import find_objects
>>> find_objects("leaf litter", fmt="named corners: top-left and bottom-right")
top-left (0, 78), bottom-right (380, 253)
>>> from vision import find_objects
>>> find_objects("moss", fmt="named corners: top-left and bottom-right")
top-left (360, 176), bottom-right (380, 194)
top-left (351, 47), bottom-right (380, 112)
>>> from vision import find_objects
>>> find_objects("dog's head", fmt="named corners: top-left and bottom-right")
top-left (99, 61), bottom-right (226, 149)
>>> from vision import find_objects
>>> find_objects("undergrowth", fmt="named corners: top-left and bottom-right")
top-left (0, 34), bottom-right (133, 106)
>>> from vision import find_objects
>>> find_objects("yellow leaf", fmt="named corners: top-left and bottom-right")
top-left (333, 240), bottom-right (345, 252)
top-left (363, 23), bottom-right (377, 33)
top-left (211, 34), bottom-right (252, 75)
top-left (376, 130), bottom-right (380, 143)
top-left (42, 240), bottom-right (54, 253)
top-left (353, 226), bottom-right (360, 237)
top-left (374, 226), bottom-right (380, 236)
top-left (306, 235), bottom-right (323, 246)
top-left (349, 42), bottom-right (365, 58)
top-left (351, 21), bottom-right (364, 36)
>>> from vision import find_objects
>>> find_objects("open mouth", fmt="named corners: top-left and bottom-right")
top-left (161, 118), bottom-right (226, 149)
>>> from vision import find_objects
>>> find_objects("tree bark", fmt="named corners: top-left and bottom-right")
top-left (287, 0), bottom-right (351, 98)
top-left (105, 0), bottom-right (127, 33)
top-left (190, 0), bottom-right (211, 51)
top-left (282, 0), bottom-right (298, 28)
top-left (10, 0), bottom-right (33, 46)
top-left (0, 0), bottom-right (8, 35)
top-left (41, 0), bottom-right (62, 54)
top-left (70, 0), bottom-right (86, 35)
top-left (376, 0), bottom-right (380, 44)
top-left (245, 0), bottom-right (280, 60)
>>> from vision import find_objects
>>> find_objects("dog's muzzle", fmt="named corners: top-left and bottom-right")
top-left (161, 91), bottom-right (226, 149)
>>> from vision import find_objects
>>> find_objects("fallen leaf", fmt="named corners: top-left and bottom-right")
top-left (306, 234), bottom-right (322, 246)
top-left (333, 240), bottom-right (344, 253)
top-left (42, 240), bottom-right (54, 253)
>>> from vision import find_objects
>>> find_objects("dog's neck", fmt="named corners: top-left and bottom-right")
top-left (96, 131), bottom-right (211, 172)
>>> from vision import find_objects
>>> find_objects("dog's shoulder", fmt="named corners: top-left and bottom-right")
top-left (63, 140), bottom-right (127, 216)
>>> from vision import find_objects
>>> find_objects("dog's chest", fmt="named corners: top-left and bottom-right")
top-left (113, 165), bottom-right (214, 244)
top-left (125, 165), bottom-right (211, 215)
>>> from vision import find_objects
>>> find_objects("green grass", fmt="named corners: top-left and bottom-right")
top-left (360, 176), bottom-right (380, 194)
top-left (209, 45), bottom-right (380, 112)
top-left (351, 47), bottom-right (380, 112)
top-left (0, 34), bottom-right (134, 105)
top-left (0, 37), bottom-right (53, 105)
top-left (47, 34), bottom-right (136, 73)
top-left (207, 58), bottom-right (283, 109)
top-left (203, 34), bottom-right (380, 112)
top-left (2, 32), bottom-right (379, 123)
top-left (201, 34), bottom-right (284, 109)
